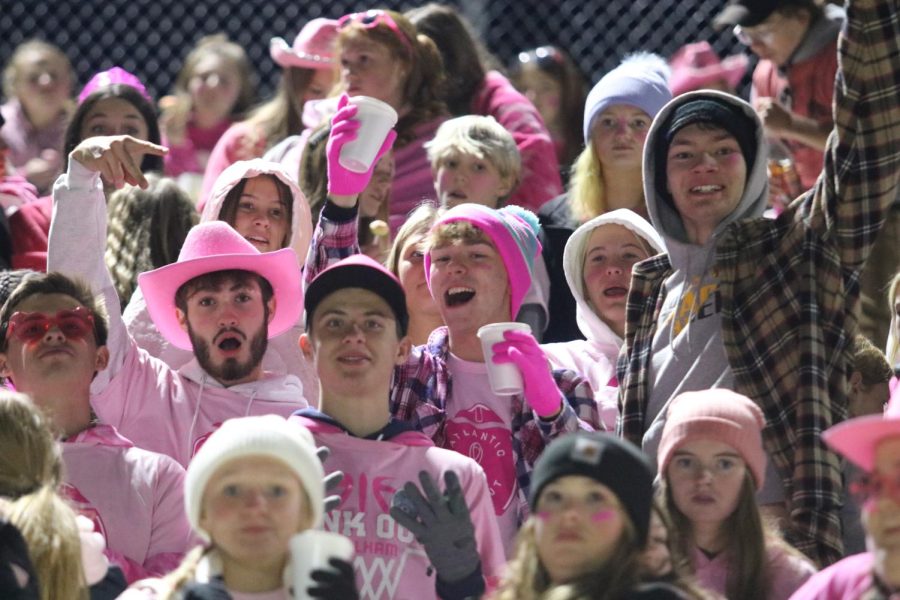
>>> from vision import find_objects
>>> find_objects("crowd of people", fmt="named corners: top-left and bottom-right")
top-left (0, 0), bottom-right (898, 598)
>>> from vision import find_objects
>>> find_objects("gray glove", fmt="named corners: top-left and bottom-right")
top-left (389, 470), bottom-right (481, 584)
top-left (316, 446), bottom-right (344, 512)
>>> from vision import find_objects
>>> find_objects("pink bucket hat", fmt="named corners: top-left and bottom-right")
top-left (824, 382), bottom-right (900, 472)
top-left (270, 18), bottom-right (339, 69)
top-left (668, 42), bottom-right (749, 97)
top-left (658, 389), bottom-right (767, 490)
top-left (78, 66), bottom-right (152, 104)
top-left (424, 203), bottom-right (541, 318)
top-left (137, 221), bottom-right (302, 350)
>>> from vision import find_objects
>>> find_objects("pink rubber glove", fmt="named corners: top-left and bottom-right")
top-left (326, 94), bottom-right (398, 197)
top-left (491, 330), bottom-right (563, 418)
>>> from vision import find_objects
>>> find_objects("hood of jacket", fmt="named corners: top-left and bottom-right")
top-left (563, 208), bottom-right (664, 345)
top-left (179, 357), bottom-right (306, 403)
top-left (200, 158), bottom-right (313, 268)
top-left (642, 90), bottom-right (769, 256)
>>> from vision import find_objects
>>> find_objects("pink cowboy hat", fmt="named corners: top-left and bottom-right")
top-left (270, 18), bottom-right (339, 69)
top-left (668, 41), bottom-right (749, 97)
top-left (823, 383), bottom-right (900, 472)
top-left (137, 221), bottom-right (302, 351)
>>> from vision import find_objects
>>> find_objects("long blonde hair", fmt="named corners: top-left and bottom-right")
top-left (568, 145), bottom-right (607, 223)
top-left (491, 516), bottom-right (647, 600)
top-left (0, 392), bottom-right (87, 600)
top-left (886, 271), bottom-right (900, 367)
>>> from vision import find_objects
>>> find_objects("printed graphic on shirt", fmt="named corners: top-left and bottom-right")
top-left (60, 483), bottom-right (107, 538)
top-left (325, 471), bottom-right (431, 600)
top-left (445, 404), bottom-right (517, 516)
top-left (664, 275), bottom-right (722, 337)
top-left (191, 421), bottom-right (223, 458)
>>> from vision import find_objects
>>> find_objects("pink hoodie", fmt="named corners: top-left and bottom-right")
top-left (47, 160), bottom-right (310, 467)
top-left (61, 424), bottom-right (193, 582)
top-left (290, 414), bottom-right (506, 600)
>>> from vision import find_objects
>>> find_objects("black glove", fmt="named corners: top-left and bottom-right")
top-left (389, 471), bottom-right (482, 584)
top-left (316, 445), bottom-right (344, 512)
top-left (307, 557), bottom-right (358, 600)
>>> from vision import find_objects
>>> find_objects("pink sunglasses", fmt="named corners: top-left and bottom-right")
top-left (6, 307), bottom-right (95, 344)
top-left (338, 10), bottom-right (413, 56)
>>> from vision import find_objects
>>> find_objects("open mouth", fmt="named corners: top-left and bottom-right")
top-left (216, 333), bottom-right (244, 353)
top-left (244, 235), bottom-right (269, 248)
top-left (603, 287), bottom-right (628, 298)
top-left (445, 286), bottom-right (476, 307)
top-left (690, 184), bottom-right (724, 194)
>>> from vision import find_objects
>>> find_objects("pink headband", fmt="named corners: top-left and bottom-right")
top-left (78, 67), bottom-right (151, 105)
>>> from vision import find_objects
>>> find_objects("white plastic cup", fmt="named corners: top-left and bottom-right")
top-left (477, 322), bottom-right (532, 395)
top-left (339, 96), bottom-right (398, 173)
top-left (289, 530), bottom-right (355, 600)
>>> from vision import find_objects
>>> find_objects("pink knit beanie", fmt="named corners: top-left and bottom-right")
top-left (658, 389), bottom-right (767, 490)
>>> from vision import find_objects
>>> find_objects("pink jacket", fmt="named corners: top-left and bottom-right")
top-left (471, 71), bottom-right (562, 212)
top-left (163, 118), bottom-right (232, 178)
top-left (788, 552), bottom-right (885, 599)
top-left (61, 424), bottom-right (193, 582)
top-left (692, 545), bottom-right (817, 600)
top-left (46, 161), bottom-right (310, 467)
top-left (199, 121), bottom-right (267, 210)
top-left (290, 414), bottom-right (506, 600)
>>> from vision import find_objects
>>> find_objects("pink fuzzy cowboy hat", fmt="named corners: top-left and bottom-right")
top-left (270, 18), bottom-right (339, 69)
top-left (824, 383), bottom-right (900, 472)
top-left (137, 221), bottom-right (302, 351)
top-left (668, 42), bottom-right (749, 97)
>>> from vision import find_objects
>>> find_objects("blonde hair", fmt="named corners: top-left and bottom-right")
top-left (426, 220), bottom-right (491, 253)
top-left (425, 115), bottom-right (522, 202)
top-left (0, 392), bottom-right (87, 600)
top-left (568, 145), bottom-right (607, 223)
top-left (491, 515), bottom-right (647, 600)
top-left (3, 39), bottom-right (74, 102)
top-left (386, 202), bottom-right (440, 276)
top-left (886, 271), bottom-right (900, 367)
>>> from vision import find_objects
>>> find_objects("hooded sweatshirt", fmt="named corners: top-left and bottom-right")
top-left (121, 159), bottom-right (320, 406)
top-left (541, 209), bottom-right (664, 430)
top-left (47, 161), bottom-right (310, 467)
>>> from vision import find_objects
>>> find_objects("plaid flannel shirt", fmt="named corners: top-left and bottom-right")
top-left (618, 0), bottom-right (900, 568)
top-left (305, 200), bottom-right (602, 523)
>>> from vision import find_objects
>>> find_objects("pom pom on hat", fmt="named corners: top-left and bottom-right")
top-left (184, 415), bottom-right (325, 542)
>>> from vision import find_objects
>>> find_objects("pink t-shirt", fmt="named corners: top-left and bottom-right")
top-left (291, 415), bottom-right (505, 600)
top-left (445, 354), bottom-right (519, 556)
top-left (61, 424), bottom-right (193, 582)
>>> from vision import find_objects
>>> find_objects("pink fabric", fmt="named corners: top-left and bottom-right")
top-left (61, 424), bottom-right (193, 583)
top-left (692, 544), bottom-right (816, 600)
top-left (0, 100), bottom-right (67, 176)
top-left (445, 355), bottom-right (519, 556)
top-left (163, 118), bottom-right (233, 177)
top-left (788, 552), bottom-right (880, 600)
top-left (387, 117), bottom-right (446, 234)
top-left (199, 121), bottom-right (267, 211)
top-left (291, 415), bottom-right (506, 600)
top-left (470, 71), bottom-right (562, 212)
top-left (541, 339), bottom-right (618, 431)
top-left (8, 194), bottom-right (52, 271)
top-left (751, 38), bottom-right (838, 190)
top-left (0, 173), bottom-right (39, 213)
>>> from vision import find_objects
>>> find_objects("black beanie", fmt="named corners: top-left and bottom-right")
top-left (529, 432), bottom-right (654, 546)
top-left (654, 97), bottom-right (758, 200)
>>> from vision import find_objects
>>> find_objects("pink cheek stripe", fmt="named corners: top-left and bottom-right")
top-left (591, 510), bottom-right (615, 523)
top-left (536, 510), bottom-right (552, 521)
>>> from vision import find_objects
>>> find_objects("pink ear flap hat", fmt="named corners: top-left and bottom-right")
top-left (137, 221), bottom-right (302, 350)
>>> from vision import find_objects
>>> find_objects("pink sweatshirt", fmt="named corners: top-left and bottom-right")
top-left (471, 71), bottom-right (563, 212)
top-left (199, 121), bottom-right (266, 209)
top-left (47, 161), bottom-right (310, 467)
top-left (788, 552), bottom-right (889, 599)
top-left (61, 424), bottom-right (193, 583)
top-left (692, 545), bottom-right (817, 600)
top-left (290, 414), bottom-right (506, 600)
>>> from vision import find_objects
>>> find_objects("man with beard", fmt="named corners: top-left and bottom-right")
top-left (45, 135), bottom-right (307, 467)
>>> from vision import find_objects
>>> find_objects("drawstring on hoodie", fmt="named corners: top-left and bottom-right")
top-left (187, 375), bottom-right (208, 455)
top-left (244, 390), bottom-right (258, 417)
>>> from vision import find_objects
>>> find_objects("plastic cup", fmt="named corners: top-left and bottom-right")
top-left (339, 96), bottom-right (398, 173)
top-left (289, 530), bottom-right (355, 599)
top-left (477, 322), bottom-right (532, 395)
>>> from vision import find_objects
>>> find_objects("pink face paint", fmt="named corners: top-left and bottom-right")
top-left (536, 510), bottom-right (552, 521)
top-left (591, 509), bottom-right (615, 523)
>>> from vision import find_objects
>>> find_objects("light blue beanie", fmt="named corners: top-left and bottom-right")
top-left (582, 52), bottom-right (672, 145)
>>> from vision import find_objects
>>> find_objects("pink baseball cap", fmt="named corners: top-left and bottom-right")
top-left (78, 66), bottom-right (151, 104)
top-left (668, 42), bottom-right (749, 97)
top-left (137, 221), bottom-right (302, 350)
top-left (270, 18), bottom-right (339, 69)
top-left (824, 381), bottom-right (900, 472)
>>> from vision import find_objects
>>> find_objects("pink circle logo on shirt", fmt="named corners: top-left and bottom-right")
top-left (60, 482), bottom-right (107, 538)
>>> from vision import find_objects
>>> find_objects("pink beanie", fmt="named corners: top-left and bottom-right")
top-left (424, 203), bottom-right (541, 317)
top-left (658, 389), bottom-right (766, 490)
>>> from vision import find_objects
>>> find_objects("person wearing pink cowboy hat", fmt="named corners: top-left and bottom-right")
top-left (46, 134), bottom-right (309, 467)
top-left (667, 41), bottom-right (749, 97)
top-left (269, 17), bottom-right (339, 69)
top-left (789, 383), bottom-right (900, 598)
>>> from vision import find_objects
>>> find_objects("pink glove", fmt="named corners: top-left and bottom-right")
top-left (326, 94), bottom-right (397, 197)
top-left (491, 330), bottom-right (563, 418)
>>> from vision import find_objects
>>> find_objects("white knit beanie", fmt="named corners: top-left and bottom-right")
top-left (185, 415), bottom-right (325, 542)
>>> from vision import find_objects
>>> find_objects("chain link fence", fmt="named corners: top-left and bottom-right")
top-left (1, 0), bottom-right (752, 102)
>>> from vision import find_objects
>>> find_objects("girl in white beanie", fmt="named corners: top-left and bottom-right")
top-left (121, 415), bottom-right (357, 599)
